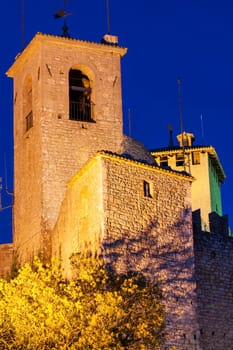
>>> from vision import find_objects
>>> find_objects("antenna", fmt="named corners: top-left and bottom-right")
top-left (177, 78), bottom-right (184, 139)
top-left (22, 0), bottom-right (25, 49)
top-left (3, 154), bottom-right (14, 199)
top-left (106, 0), bottom-right (111, 34)
top-left (200, 114), bottom-right (205, 145)
top-left (0, 177), bottom-right (12, 212)
top-left (177, 77), bottom-right (186, 172)
top-left (0, 178), bottom-right (2, 211)
top-left (4, 153), bottom-right (8, 192)
top-left (167, 124), bottom-right (174, 147)
top-left (128, 108), bottom-right (131, 137)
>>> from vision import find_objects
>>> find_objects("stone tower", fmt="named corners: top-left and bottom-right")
top-left (2, 24), bottom-right (233, 350)
top-left (5, 32), bottom-right (204, 348)
top-left (6, 33), bottom-right (127, 263)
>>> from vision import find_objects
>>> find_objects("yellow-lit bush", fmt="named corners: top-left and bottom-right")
top-left (0, 256), bottom-right (164, 349)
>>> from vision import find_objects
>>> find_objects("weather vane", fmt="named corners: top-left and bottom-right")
top-left (54, 0), bottom-right (73, 37)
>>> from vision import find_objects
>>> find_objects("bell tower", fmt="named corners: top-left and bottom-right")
top-left (7, 33), bottom-right (127, 263)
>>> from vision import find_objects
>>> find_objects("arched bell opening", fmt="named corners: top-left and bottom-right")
top-left (69, 69), bottom-right (94, 122)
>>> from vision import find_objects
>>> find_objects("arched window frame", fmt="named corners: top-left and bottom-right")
top-left (69, 68), bottom-right (95, 122)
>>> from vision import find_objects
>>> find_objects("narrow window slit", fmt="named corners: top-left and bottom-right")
top-left (143, 180), bottom-right (152, 198)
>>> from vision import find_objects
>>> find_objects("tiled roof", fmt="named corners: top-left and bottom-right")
top-left (96, 150), bottom-right (194, 181)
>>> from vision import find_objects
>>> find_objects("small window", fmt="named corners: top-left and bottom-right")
top-left (176, 153), bottom-right (184, 167)
top-left (26, 111), bottom-right (33, 131)
top-left (69, 69), bottom-right (94, 122)
top-left (143, 180), bottom-right (152, 198)
top-left (160, 156), bottom-right (168, 167)
top-left (192, 151), bottom-right (200, 165)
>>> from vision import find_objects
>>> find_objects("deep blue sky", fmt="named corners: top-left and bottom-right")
top-left (1, 0), bottom-right (233, 243)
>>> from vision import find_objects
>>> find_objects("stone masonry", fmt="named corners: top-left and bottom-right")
top-left (52, 151), bottom-right (201, 350)
top-left (193, 210), bottom-right (233, 350)
top-left (0, 244), bottom-right (13, 278)
top-left (6, 33), bottom-right (127, 264)
top-left (1, 31), bottom-right (233, 350)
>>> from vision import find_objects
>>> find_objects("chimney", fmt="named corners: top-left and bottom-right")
top-left (101, 34), bottom-right (118, 45)
top-left (177, 132), bottom-right (195, 147)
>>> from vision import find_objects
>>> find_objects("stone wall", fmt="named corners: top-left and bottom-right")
top-left (9, 45), bottom-right (45, 264)
top-left (101, 153), bottom-right (201, 350)
top-left (39, 34), bottom-right (126, 234)
top-left (0, 244), bottom-right (13, 278)
top-left (120, 135), bottom-right (157, 165)
top-left (7, 33), bottom-right (127, 264)
top-left (51, 151), bottom-right (201, 349)
top-left (52, 155), bottom-right (104, 279)
top-left (209, 211), bottom-right (229, 236)
top-left (193, 210), bottom-right (233, 350)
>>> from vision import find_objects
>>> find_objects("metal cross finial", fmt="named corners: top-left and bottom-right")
top-left (54, 0), bottom-right (72, 37)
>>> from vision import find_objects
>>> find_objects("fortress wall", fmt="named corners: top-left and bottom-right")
top-left (193, 215), bottom-right (233, 350)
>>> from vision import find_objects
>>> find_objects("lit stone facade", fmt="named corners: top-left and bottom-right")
top-left (52, 155), bottom-right (105, 278)
top-left (6, 33), bottom-right (127, 263)
top-left (1, 31), bottom-right (232, 349)
top-left (52, 151), bottom-right (201, 349)
top-left (100, 153), bottom-right (200, 349)
top-left (0, 244), bottom-right (13, 278)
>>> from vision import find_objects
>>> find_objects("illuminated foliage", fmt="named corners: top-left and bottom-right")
top-left (0, 256), bottom-right (164, 349)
